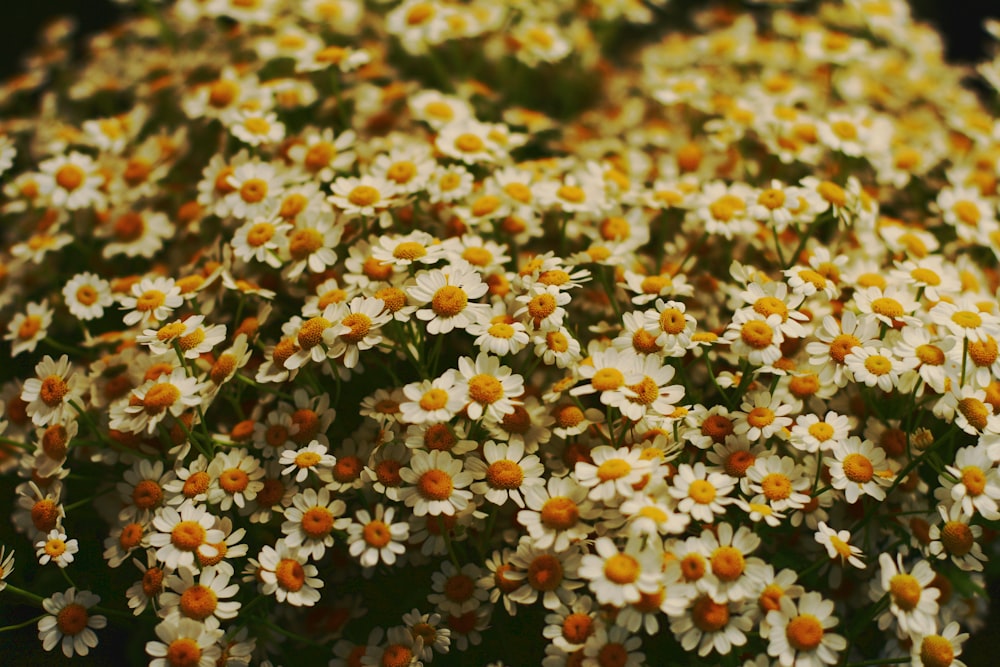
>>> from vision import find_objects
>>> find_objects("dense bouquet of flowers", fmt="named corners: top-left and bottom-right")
top-left (1, 0), bottom-right (999, 665)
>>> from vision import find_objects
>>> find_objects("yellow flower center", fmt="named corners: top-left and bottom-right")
top-left (761, 473), bottom-right (792, 500)
top-left (740, 320), bottom-right (774, 349)
top-left (347, 185), bottom-right (381, 207)
top-left (940, 521), bottom-right (974, 556)
top-left (597, 458), bottom-right (631, 482)
top-left (889, 573), bottom-right (922, 612)
top-left (603, 553), bottom-right (640, 584)
top-left (39, 376), bottom-right (69, 407)
top-left (468, 374), bottom-right (503, 405)
top-left (786, 614), bottom-right (824, 651)
top-left (691, 595), bottom-right (729, 632)
top-left (688, 479), bottom-right (717, 504)
top-left (301, 506), bottom-right (335, 539)
top-left (432, 285), bottom-right (468, 316)
top-left (418, 469), bottom-right (454, 501)
top-left (171, 520), bottom-right (206, 551)
top-left (275, 558), bottom-right (305, 592)
top-left (591, 367), bottom-right (625, 392)
top-left (362, 520), bottom-right (392, 547)
top-left (540, 496), bottom-right (579, 530)
top-left (919, 635), bottom-right (955, 667)
top-left (486, 460), bottom-right (523, 489)
top-left (179, 584), bottom-right (218, 621)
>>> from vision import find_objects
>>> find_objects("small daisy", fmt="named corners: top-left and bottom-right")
top-left (62, 273), bottom-right (113, 321)
top-left (828, 437), bottom-right (892, 504)
top-left (814, 521), bottom-right (866, 570)
top-left (579, 536), bottom-right (662, 608)
top-left (279, 440), bottom-right (336, 483)
top-left (0, 545), bottom-right (14, 591)
top-left (766, 592), bottom-right (846, 667)
top-left (146, 617), bottom-right (224, 667)
top-left (872, 553), bottom-right (939, 636)
top-left (400, 374), bottom-right (468, 425)
top-left (467, 439), bottom-right (545, 508)
top-left (257, 540), bottom-right (324, 606)
top-left (670, 594), bottom-right (753, 658)
top-left (928, 502), bottom-right (987, 572)
top-left (575, 445), bottom-right (652, 503)
top-left (6, 300), bottom-right (54, 356)
top-left (347, 504), bottom-right (409, 568)
top-left (207, 448), bottom-right (265, 511)
top-left (398, 449), bottom-right (474, 517)
top-left (845, 345), bottom-right (917, 393)
top-left (120, 277), bottom-right (184, 327)
top-left (456, 352), bottom-right (525, 421)
top-left (35, 529), bottom-right (79, 568)
top-left (408, 263), bottom-right (491, 335)
top-left (159, 565), bottom-right (241, 622)
top-left (518, 476), bottom-right (598, 552)
top-left (328, 174), bottom-right (399, 219)
top-left (281, 487), bottom-right (349, 560)
top-left (910, 622), bottom-right (969, 667)
top-left (789, 412), bottom-right (850, 453)
top-left (149, 503), bottom-right (225, 570)
top-left (669, 463), bottom-right (738, 524)
top-left (38, 588), bottom-right (107, 658)
top-left (21, 355), bottom-right (86, 427)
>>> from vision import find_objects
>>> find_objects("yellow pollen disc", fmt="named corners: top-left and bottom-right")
top-left (916, 344), bottom-right (945, 366)
top-left (487, 322), bottom-right (515, 339)
top-left (754, 296), bottom-right (788, 321)
top-left (362, 520), bottom-right (392, 547)
top-left (471, 195), bottom-right (500, 216)
top-left (393, 241), bottom-right (427, 261)
top-left (165, 637), bottom-right (201, 667)
top-left (961, 466), bottom-right (986, 496)
top-left (758, 188), bottom-right (785, 209)
top-left (557, 185), bottom-right (586, 204)
top-left (528, 554), bottom-right (564, 591)
top-left (528, 294), bottom-right (557, 320)
top-left (680, 554), bottom-right (706, 581)
top-left (17, 315), bottom-right (42, 340)
top-left (952, 200), bottom-right (980, 226)
top-left (183, 472), bottom-right (210, 498)
top-left (604, 553), bottom-right (639, 584)
top-left (178, 328), bottom-right (205, 351)
top-left (55, 164), bottom-right (85, 191)
top-left (740, 320), bottom-right (774, 349)
top-left (486, 460), bottom-right (524, 489)
top-left (157, 322), bottom-right (187, 341)
top-left (920, 635), bottom-right (955, 667)
top-left (691, 596), bottom-right (729, 632)
top-left (710, 546), bottom-right (745, 581)
top-left (957, 398), bottom-right (988, 431)
top-left (39, 376), bottom-right (69, 407)
top-left (419, 389), bottom-right (449, 411)
top-left (660, 309), bottom-right (687, 334)
top-left (761, 473), bottom-right (792, 500)
top-left (889, 573), bottom-right (922, 611)
top-left (597, 458), bottom-right (631, 482)
top-left (591, 367), bottom-right (625, 392)
top-left (808, 422), bottom-right (834, 441)
top-left (418, 469), bottom-right (454, 500)
top-left (239, 178), bottom-right (268, 203)
top-left (829, 334), bottom-right (861, 364)
top-left (468, 374), bottom-right (503, 405)
top-left (724, 450), bottom-right (754, 477)
top-left (540, 496), bottom-right (579, 530)
top-left (347, 185), bottom-right (380, 207)
top-left (940, 521), bottom-right (974, 556)
top-left (56, 603), bottom-right (90, 636)
top-left (871, 297), bottom-right (903, 318)
top-left (143, 383), bottom-right (181, 414)
top-left (246, 222), bottom-right (275, 247)
top-left (562, 613), bottom-right (593, 644)
top-left (555, 405), bottom-right (584, 428)
top-left (952, 310), bottom-right (983, 329)
top-left (817, 181), bottom-right (846, 207)
top-left (968, 338), bottom-right (998, 367)
top-left (179, 585), bottom-right (218, 621)
top-left (911, 267), bottom-right (941, 286)
top-left (136, 290), bottom-right (166, 312)
top-left (171, 520), bottom-right (206, 551)
top-left (627, 377), bottom-right (660, 406)
top-left (637, 506), bottom-right (668, 523)
top-left (301, 506), bottom-right (335, 539)
top-left (297, 316), bottom-right (331, 349)
top-left (431, 285), bottom-right (468, 316)
top-left (44, 538), bottom-right (67, 558)
top-left (275, 558), bottom-right (305, 591)
top-left (294, 451), bottom-right (322, 468)
top-left (786, 614), bottom-right (824, 651)
top-left (374, 287), bottom-right (406, 312)
top-left (340, 313), bottom-right (372, 343)
top-left (864, 355), bottom-right (892, 376)
top-left (454, 133), bottom-right (484, 153)
top-left (75, 284), bottom-right (99, 305)
top-left (842, 453), bottom-right (874, 483)
top-left (546, 331), bottom-right (570, 353)
top-left (504, 182), bottom-right (532, 203)
top-left (747, 407), bottom-right (775, 428)
top-left (219, 468), bottom-right (249, 493)
top-left (688, 479), bottom-right (717, 504)
top-left (133, 479), bottom-right (164, 509)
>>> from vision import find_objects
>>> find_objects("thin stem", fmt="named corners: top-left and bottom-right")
top-left (0, 614), bottom-right (46, 633)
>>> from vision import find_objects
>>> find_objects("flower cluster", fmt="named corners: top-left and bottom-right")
top-left (0, 0), bottom-right (998, 666)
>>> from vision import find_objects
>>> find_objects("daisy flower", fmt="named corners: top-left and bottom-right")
top-left (62, 272), bottom-right (113, 321)
top-left (120, 277), bottom-right (185, 327)
top-left (929, 297), bottom-right (1000, 345)
top-left (940, 444), bottom-right (1000, 520)
top-left (733, 391), bottom-right (794, 441)
top-left (227, 108), bottom-right (285, 146)
top-left (543, 596), bottom-right (599, 652)
top-left (814, 521), bottom-right (866, 570)
top-left (845, 345), bottom-right (917, 393)
top-left (159, 565), bottom-right (241, 622)
top-left (828, 437), bottom-right (892, 503)
top-left (669, 462), bottom-right (738, 524)
top-left (287, 127), bottom-right (357, 181)
top-left (724, 309), bottom-right (786, 367)
top-left (347, 504), bottom-right (409, 568)
top-left (231, 218), bottom-right (291, 268)
top-left (37, 152), bottom-right (105, 210)
top-left (35, 529), bottom-right (79, 568)
top-left (765, 592), bottom-right (846, 667)
top-left (408, 263), bottom-right (491, 335)
top-left (398, 449), bottom-right (474, 517)
top-left (21, 354), bottom-right (86, 427)
top-left (518, 476), bottom-right (598, 552)
top-left (872, 553), bottom-right (939, 636)
top-left (467, 439), bottom-right (545, 508)
top-left (146, 617), bottom-right (224, 667)
top-left (38, 588), bottom-right (107, 658)
top-left (257, 540), bottom-right (324, 606)
top-left (910, 622), bottom-right (969, 667)
top-left (328, 174), bottom-right (399, 219)
top-left (789, 412), bottom-right (850, 453)
top-left (6, 300), bottom-right (54, 356)
top-left (469, 313), bottom-right (531, 357)
top-left (579, 536), bottom-right (662, 608)
top-left (149, 503), bottom-right (225, 570)
top-left (279, 440), bottom-right (336, 483)
top-left (928, 502), bottom-right (987, 572)
top-left (206, 448), bottom-right (265, 511)
top-left (670, 594), bottom-right (753, 658)
top-left (281, 487), bottom-right (349, 560)
top-left (745, 456), bottom-right (811, 513)
top-left (436, 119), bottom-right (501, 165)
top-left (118, 368), bottom-right (205, 435)
top-left (582, 624), bottom-right (645, 667)
top-left (400, 374), bottom-right (468, 425)
top-left (575, 445), bottom-right (653, 503)
top-left (324, 295), bottom-right (393, 369)
top-left (456, 352), bottom-right (525, 421)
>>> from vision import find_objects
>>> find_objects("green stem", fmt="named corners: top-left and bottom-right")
top-left (439, 516), bottom-right (461, 569)
top-left (3, 584), bottom-right (46, 605)
top-left (0, 614), bottom-right (46, 633)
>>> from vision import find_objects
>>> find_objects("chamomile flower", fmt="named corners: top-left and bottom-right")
top-left (467, 439), bottom-right (545, 508)
top-left (146, 617), bottom-right (224, 667)
top-left (928, 502), bottom-right (987, 572)
top-left (159, 565), bottom-right (240, 622)
top-left (518, 476), bottom-right (598, 552)
top-left (279, 441), bottom-right (336, 483)
top-left (35, 529), bottom-right (79, 568)
top-left (814, 522), bottom-right (866, 570)
top-left (257, 540), bottom-right (324, 606)
top-left (910, 622), bottom-right (969, 667)
top-left (120, 277), bottom-right (184, 326)
top-left (828, 437), bottom-right (893, 504)
top-left (669, 463), bottom-right (738, 524)
top-left (409, 263), bottom-right (491, 335)
top-left (579, 536), bottom-right (662, 608)
top-left (398, 449), bottom-right (474, 517)
top-left (21, 354), bottom-right (86, 427)
top-left (149, 503), bottom-right (225, 570)
top-left (872, 553), bottom-right (939, 636)
top-left (456, 352), bottom-right (524, 421)
top-left (62, 273), bottom-right (113, 321)
top-left (347, 504), bottom-right (409, 568)
top-left (575, 445), bottom-right (652, 503)
top-left (765, 592), bottom-right (846, 667)
top-left (38, 588), bottom-right (107, 658)
top-left (6, 300), bottom-right (54, 356)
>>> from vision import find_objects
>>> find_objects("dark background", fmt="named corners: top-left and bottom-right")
top-left (1, 0), bottom-right (1000, 80)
